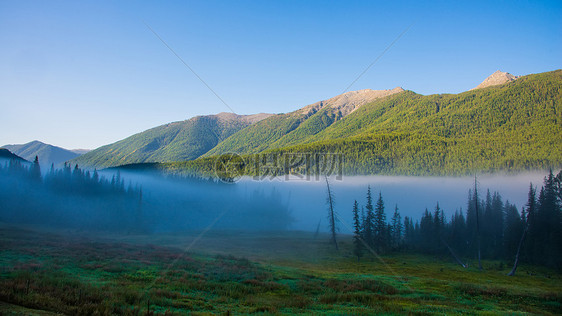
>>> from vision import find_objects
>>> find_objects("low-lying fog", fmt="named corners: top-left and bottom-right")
top-left (0, 157), bottom-right (547, 234)
top-left (117, 170), bottom-right (546, 233)
top-left (236, 173), bottom-right (545, 232)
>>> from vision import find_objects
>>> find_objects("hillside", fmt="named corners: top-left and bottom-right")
top-left (161, 69), bottom-right (562, 176)
top-left (71, 112), bottom-right (272, 168)
top-left (72, 69), bottom-right (561, 175)
top-left (203, 88), bottom-right (404, 156)
top-left (2, 141), bottom-right (79, 167)
top-left (0, 148), bottom-right (27, 163)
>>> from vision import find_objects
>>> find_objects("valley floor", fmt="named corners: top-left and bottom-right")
top-left (0, 224), bottom-right (560, 315)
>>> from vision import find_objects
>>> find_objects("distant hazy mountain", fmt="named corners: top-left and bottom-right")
top-left (2, 141), bottom-right (81, 167)
top-left (471, 70), bottom-right (519, 90)
top-left (0, 148), bottom-right (28, 163)
top-left (71, 112), bottom-right (273, 168)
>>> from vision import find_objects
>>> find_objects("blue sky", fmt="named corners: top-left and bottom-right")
top-left (0, 0), bottom-right (560, 149)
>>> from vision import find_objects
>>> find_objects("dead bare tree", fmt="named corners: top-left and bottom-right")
top-left (441, 237), bottom-right (467, 268)
top-left (508, 184), bottom-right (535, 276)
top-left (507, 209), bottom-right (529, 276)
top-left (325, 176), bottom-right (338, 251)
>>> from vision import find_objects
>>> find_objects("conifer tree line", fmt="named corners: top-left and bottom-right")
top-left (1, 157), bottom-right (142, 198)
top-left (351, 170), bottom-right (562, 270)
top-left (0, 157), bottom-right (144, 231)
top-left (0, 156), bottom-right (294, 232)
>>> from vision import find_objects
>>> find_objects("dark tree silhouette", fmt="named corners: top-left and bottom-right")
top-left (364, 186), bottom-right (375, 248)
top-left (30, 156), bottom-right (41, 181)
top-left (474, 176), bottom-right (483, 271)
top-left (374, 192), bottom-right (387, 252)
top-left (325, 176), bottom-right (338, 251)
top-left (391, 205), bottom-right (402, 249)
top-left (352, 200), bottom-right (363, 261)
top-left (508, 184), bottom-right (535, 276)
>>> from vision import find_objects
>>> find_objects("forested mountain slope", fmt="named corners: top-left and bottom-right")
top-left (71, 113), bottom-right (272, 168)
top-left (0, 148), bottom-right (28, 162)
top-left (203, 88), bottom-right (404, 156)
top-left (2, 141), bottom-right (79, 167)
top-left (162, 70), bottom-right (562, 176)
top-left (72, 70), bottom-right (561, 175)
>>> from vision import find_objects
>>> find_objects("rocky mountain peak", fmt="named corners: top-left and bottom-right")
top-left (471, 70), bottom-right (519, 90)
top-left (301, 87), bottom-right (404, 117)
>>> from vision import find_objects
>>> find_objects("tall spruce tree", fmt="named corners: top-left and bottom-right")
top-left (490, 192), bottom-right (504, 258)
top-left (534, 170), bottom-right (560, 266)
top-left (474, 176), bottom-right (483, 270)
top-left (504, 201), bottom-right (523, 259)
top-left (391, 205), bottom-right (402, 249)
top-left (30, 156), bottom-right (41, 181)
top-left (352, 200), bottom-right (363, 261)
top-left (374, 192), bottom-right (387, 252)
top-left (364, 186), bottom-right (375, 248)
top-left (325, 176), bottom-right (338, 250)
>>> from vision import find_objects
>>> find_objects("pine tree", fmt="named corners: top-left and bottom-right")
top-left (419, 208), bottom-right (433, 250)
top-left (92, 169), bottom-right (99, 183)
top-left (433, 202), bottom-right (444, 252)
top-left (449, 209), bottom-right (466, 255)
top-left (503, 201), bottom-right (523, 259)
top-left (325, 176), bottom-right (338, 250)
top-left (473, 176), bottom-right (483, 270)
top-left (364, 186), bottom-right (375, 248)
top-left (403, 216), bottom-right (415, 247)
top-left (374, 192), bottom-right (387, 252)
top-left (30, 156), bottom-right (41, 181)
top-left (491, 192), bottom-right (504, 258)
top-left (534, 170), bottom-right (560, 266)
top-left (352, 200), bottom-right (363, 261)
top-left (391, 205), bottom-right (402, 249)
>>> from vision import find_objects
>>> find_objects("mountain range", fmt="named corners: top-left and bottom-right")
top-left (1, 141), bottom-right (86, 168)
top-left (70, 69), bottom-right (561, 175)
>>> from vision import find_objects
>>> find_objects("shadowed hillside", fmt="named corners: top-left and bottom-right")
top-left (2, 141), bottom-right (80, 167)
top-left (0, 148), bottom-right (27, 163)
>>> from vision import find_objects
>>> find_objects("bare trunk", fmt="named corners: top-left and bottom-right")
top-left (441, 237), bottom-right (467, 268)
top-left (508, 218), bottom-right (528, 276)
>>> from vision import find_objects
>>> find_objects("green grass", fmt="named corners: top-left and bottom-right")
top-left (1, 225), bottom-right (560, 315)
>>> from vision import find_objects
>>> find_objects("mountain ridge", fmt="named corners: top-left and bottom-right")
top-left (71, 112), bottom-right (274, 168)
top-left (71, 69), bottom-right (561, 175)
top-left (160, 69), bottom-right (562, 176)
top-left (203, 87), bottom-right (406, 156)
top-left (2, 141), bottom-right (81, 167)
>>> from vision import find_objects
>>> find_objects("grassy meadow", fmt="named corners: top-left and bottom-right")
top-left (0, 224), bottom-right (560, 315)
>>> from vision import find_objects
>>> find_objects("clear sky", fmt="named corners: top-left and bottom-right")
top-left (0, 0), bottom-right (560, 149)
